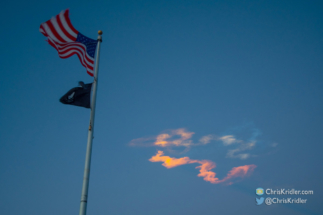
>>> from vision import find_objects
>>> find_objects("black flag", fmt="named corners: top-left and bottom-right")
top-left (60, 82), bottom-right (92, 108)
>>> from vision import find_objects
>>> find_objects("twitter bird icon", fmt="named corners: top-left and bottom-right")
top-left (256, 197), bottom-right (264, 205)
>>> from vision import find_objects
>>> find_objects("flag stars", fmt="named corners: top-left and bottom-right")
top-left (76, 33), bottom-right (98, 58)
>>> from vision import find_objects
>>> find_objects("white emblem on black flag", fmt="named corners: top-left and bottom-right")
top-left (60, 82), bottom-right (92, 108)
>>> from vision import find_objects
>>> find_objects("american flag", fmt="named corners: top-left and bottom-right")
top-left (40, 9), bottom-right (97, 76)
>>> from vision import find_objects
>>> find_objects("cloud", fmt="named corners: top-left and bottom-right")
top-left (129, 125), bottom-right (277, 185)
top-left (199, 135), bottom-right (216, 145)
top-left (226, 141), bottom-right (256, 159)
top-left (218, 164), bottom-right (257, 184)
top-left (271, 142), bottom-right (278, 147)
top-left (130, 129), bottom-right (195, 147)
top-left (130, 130), bottom-right (243, 148)
top-left (154, 129), bottom-right (195, 147)
top-left (219, 135), bottom-right (241, 145)
top-left (130, 128), bottom-right (267, 159)
top-left (149, 150), bottom-right (196, 168)
top-left (129, 137), bottom-right (156, 147)
top-left (149, 151), bottom-right (256, 184)
top-left (195, 160), bottom-right (219, 183)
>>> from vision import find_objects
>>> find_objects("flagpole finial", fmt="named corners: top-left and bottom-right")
top-left (98, 30), bottom-right (103, 35)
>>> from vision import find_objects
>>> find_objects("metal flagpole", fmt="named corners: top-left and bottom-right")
top-left (79, 30), bottom-right (103, 215)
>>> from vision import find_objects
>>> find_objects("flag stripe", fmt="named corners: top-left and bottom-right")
top-left (46, 20), bottom-right (66, 43)
top-left (39, 25), bottom-right (48, 37)
top-left (42, 23), bottom-right (61, 43)
top-left (63, 9), bottom-right (79, 36)
top-left (47, 41), bottom-right (93, 72)
top-left (53, 41), bottom-right (94, 64)
top-left (49, 41), bottom-right (94, 76)
top-left (86, 71), bottom-right (93, 76)
top-left (47, 38), bottom-right (94, 75)
top-left (60, 50), bottom-right (94, 71)
top-left (59, 10), bottom-right (78, 39)
top-left (56, 14), bottom-right (75, 41)
top-left (51, 16), bottom-right (71, 42)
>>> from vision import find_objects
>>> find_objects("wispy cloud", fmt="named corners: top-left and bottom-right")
top-left (129, 136), bottom-right (156, 147)
top-left (130, 128), bottom-right (265, 160)
top-left (199, 135), bottom-right (216, 145)
top-left (219, 135), bottom-right (241, 145)
top-left (226, 141), bottom-right (256, 160)
top-left (130, 129), bottom-right (242, 148)
top-left (129, 128), bottom-right (195, 147)
top-left (149, 151), bottom-right (256, 184)
top-left (154, 129), bottom-right (195, 147)
top-left (271, 142), bottom-right (278, 147)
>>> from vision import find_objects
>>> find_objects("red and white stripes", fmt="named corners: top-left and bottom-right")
top-left (47, 37), bottom-right (94, 76)
top-left (40, 9), bottom-right (95, 76)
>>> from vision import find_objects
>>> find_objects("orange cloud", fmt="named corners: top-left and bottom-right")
top-left (196, 163), bottom-right (257, 184)
top-left (195, 160), bottom-right (219, 183)
top-left (219, 165), bottom-right (257, 183)
top-left (149, 151), bottom-right (256, 184)
top-left (149, 150), bottom-right (196, 168)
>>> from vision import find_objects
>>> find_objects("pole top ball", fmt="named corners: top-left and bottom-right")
top-left (98, 30), bottom-right (103, 35)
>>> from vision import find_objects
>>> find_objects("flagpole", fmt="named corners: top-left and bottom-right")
top-left (79, 30), bottom-right (102, 215)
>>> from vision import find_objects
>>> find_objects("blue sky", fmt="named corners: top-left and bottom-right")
top-left (1, 0), bottom-right (322, 214)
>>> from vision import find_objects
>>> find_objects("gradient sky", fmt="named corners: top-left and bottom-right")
top-left (1, 0), bottom-right (323, 214)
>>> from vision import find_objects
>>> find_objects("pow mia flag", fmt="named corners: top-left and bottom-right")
top-left (60, 82), bottom-right (92, 108)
